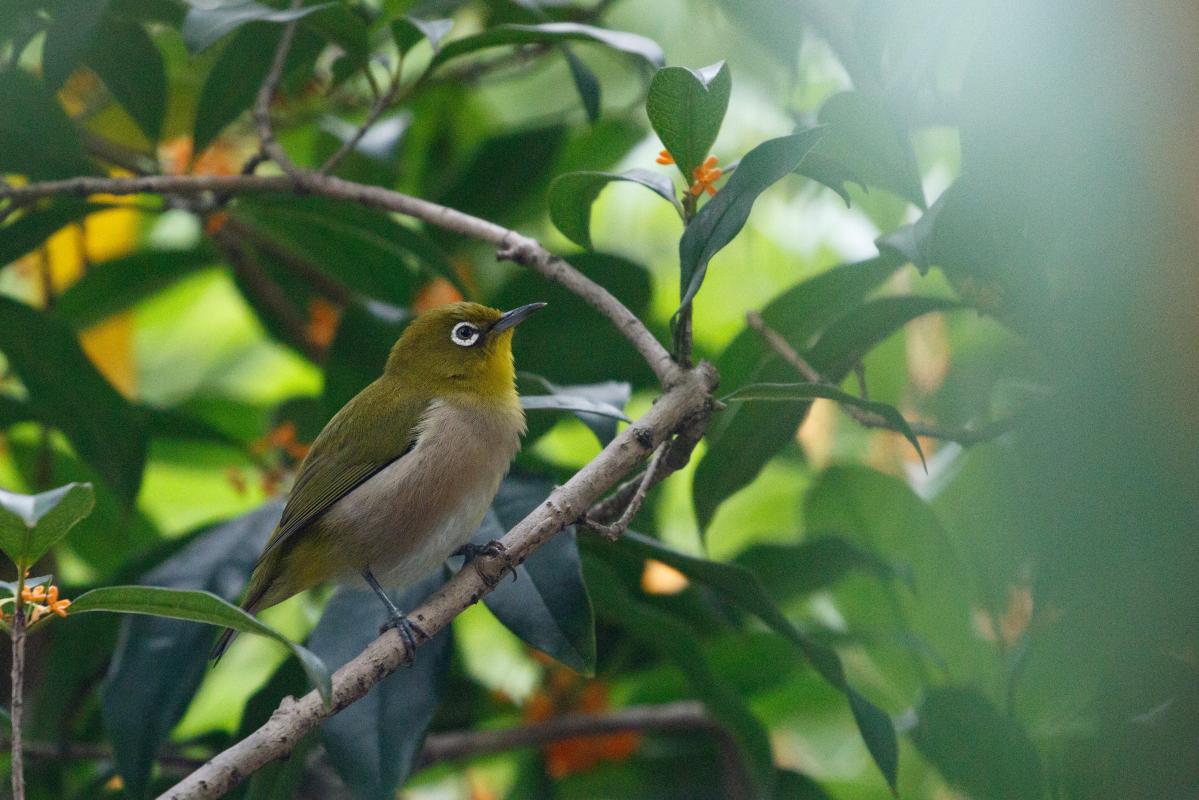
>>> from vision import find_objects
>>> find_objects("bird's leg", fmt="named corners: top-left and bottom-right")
top-left (453, 540), bottom-right (518, 588)
top-left (362, 567), bottom-right (427, 665)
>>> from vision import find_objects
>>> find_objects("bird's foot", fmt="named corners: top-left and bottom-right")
top-left (454, 540), bottom-right (518, 588)
top-left (380, 612), bottom-right (428, 666)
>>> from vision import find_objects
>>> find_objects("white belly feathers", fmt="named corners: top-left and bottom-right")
top-left (319, 397), bottom-right (523, 591)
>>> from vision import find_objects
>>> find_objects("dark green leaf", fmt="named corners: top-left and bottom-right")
top-left (309, 574), bottom-right (453, 800)
top-left (716, 0), bottom-right (803, 71)
top-left (321, 299), bottom-right (410, 416)
top-left (722, 381), bottom-right (925, 468)
top-left (734, 536), bottom-right (898, 603)
top-left (0, 396), bottom-right (36, 428)
top-left (180, 0), bottom-right (332, 52)
top-left (518, 374), bottom-right (631, 444)
top-left (614, 531), bottom-right (899, 791)
top-left (520, 394), bottom-right (629, 422)
top-left (815, 91), bottom-right (925, 209)
top-left (678, 128), bottom-right (826, 310)
top-left (0, 70), bottom-right (93, 179)
top-left (304, 5), bottom-right (369, 72)
top-left (562, 46), bottom-right (601, 122)
top-left (431, 22), bottom-right (664, 69)
top-left (393, 16), bottom-right (454, 53)
top-left (646, 61), bottom-right (731, 180)
top-left (548, 169), bottom-right (677, 250)
top-left (75, 585), bottom-right (330, 701)
top-left (0, 200), bottom-right (98, 267)
top-left (85, 16), bottom-right (167, 141)
top-left (193, 24), bottom-right (323, 152)
top-left (0, 482), bottom-right (94, 570)
top-left (912, 687), bottom-right (1044, 800)
top-left (773, 769), bottom-right (834, 800)
top-left (99, 503), bottom-right (281, 799)
top-left (55, 246), bottom-right (217, 329)
top-left (41, 0), bottom-right (110, 89)
top-left (473, 474), bottom-right (596, 674)
top-left (584, 555), bottom-right (776, 796)
top-left (0, 296), bottom-right (148, 505)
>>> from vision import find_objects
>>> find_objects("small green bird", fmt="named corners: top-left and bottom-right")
top-left (212, 301), bottom-right (545, 661)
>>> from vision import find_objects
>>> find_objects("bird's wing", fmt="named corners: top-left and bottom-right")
top-left (255, 380), bottom-right (428, 566)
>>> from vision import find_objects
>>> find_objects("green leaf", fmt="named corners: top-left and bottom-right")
top-left (646, 61), bottom-right (731, 181)
top-left (815, 91), bottom-right (926, 209)
top-left (734, 536), bottom-right (899, 604)
top-left (0, 69), bottom-right (93, 179)
top-left (520, 394), bottom-right (630, 422)
top-left (911, 687), bottom-right (1044, 800)
top-left (548, 169), bottom-right (678, 250)
top-left (320, 299), bottom-right (410, 417)
top-left (678, 128), bottom-right (826, 310)
top-left (100, 503), bottom-right (282, 799)
top-left (715, 0), bottom-right (803, 71)
top-left (309, 575), bottom-right (453, 800)
top-left (41, 0), bottom-right (110, 89)
top-left (796, 151), bottom-right (866, 207)
top-left (0, 482), bottom-right (95, 570)
top-left (193, 23), bottom-right (323, 153)
top-left (614, 531), bottom-right (899, 791)
top-left (722, 382), bottom-right (925, 468)
top-left (54, 245), bottom-right (218, 329)
top-left (0, 200), bottom-right (99, 267)
top-left (430, 22), bottom-right (664, 69)
top-left (303, 5), bottom-right (369, 74)
top-left (76, 585), bottom-right (330, 701)
top-left (85, 16), bottom-right (168, 142)
top-left (584, 555), bottom-right (777, 796)
top-left (180, 0), bottom-right (333, 52)
top-left (392, 16), bottom-right (454, 54)
top-left (473, 474), bottom-right (596, 674)
top-left (562, 46), bottom-right (602, 122)
top-left (518, 375), bottom-right (631, 444)
top-left (0, 296), bottom-right (149, 505)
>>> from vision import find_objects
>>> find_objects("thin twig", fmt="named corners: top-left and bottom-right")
top-left (578, 443), bottom-right (666, 540)
top-left (746, 311), bottom-right (1015, 445)
top-left (10, 606), bottom-right (26, 800)
top-left (253, 2), bottom-right (305, 179)
top-left (0, 172), bottom-right (678, 387)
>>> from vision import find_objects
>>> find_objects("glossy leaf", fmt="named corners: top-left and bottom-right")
top-left (722, 381), bottom-right (925, 468)
top-left (74, 585), bottom-right (330, 702)
top-left (912, 687), bottom-right (1044, 800)
top-left (309, 574), bottom-right (452, 800)
top-left (0, 482), bottom-right (94, 570)
top-left (84, 16), bottom-right (167, 141)
top-left (815, 91), bottom-right (926, 209)
top-left (472, 474), bottom-right (597, 674)
top-left (521, 394), bottom-right (630, 422)
top-left (0, 70), bottom-right (92, 179)
top-left (99, 503), bottom-right (281, 799)
top-left (563, 46), bottom-right (602, 122)
top-left (548, 169), bottom-right (678, 249)
top-left (54, 246), bottom-right (218, 329)
top-left (678, 128), bottom-right (826, 309)
top-left (615, 531), bottom-right (899, 791)
top-left (431, 22), bottom-right (664, 70)
top-left (0, 296), bottom-right (149, 505)
top-left (181, 0), bottom-right (332, 52)
top-left (393, 16), bottom-right (454, 53)
top-left (646, 61), bottom-right (731, 180)
top-left (519, 375), bottom-right (631, 444)
top-left (796, 151), bottom-right (867, 207)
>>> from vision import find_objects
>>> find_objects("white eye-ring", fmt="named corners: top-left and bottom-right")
top-left (451, 321), bottom-right (480, 347)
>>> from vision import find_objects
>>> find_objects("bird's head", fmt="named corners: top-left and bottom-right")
top-left (384, 301), bottom-right (546, 397)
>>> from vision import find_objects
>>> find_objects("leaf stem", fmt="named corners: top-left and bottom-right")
top-left (10, 596), bottom-right (26, 800)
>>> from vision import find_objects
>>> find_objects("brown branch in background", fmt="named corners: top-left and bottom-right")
top-left (10, 607), bottom-right (27, 800)
top-left (746, 311), bottom-right (1016, 445)
top-left (0, 173), bottom-right (679, 387)
top-left (252, 2), bottom-right (305, 179)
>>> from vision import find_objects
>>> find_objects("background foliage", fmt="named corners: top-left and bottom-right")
top-left (1, 0), bottom-right (1197, 799)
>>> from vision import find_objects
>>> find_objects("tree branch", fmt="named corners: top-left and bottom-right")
top-left (746, 311), bottom-right (1015, 445)
top-left (0, 173), bottom-right (679, 386)
top-left (252, 3), bottom-right (305, 179)
top-left (155, 363), bottom-right (716, 800)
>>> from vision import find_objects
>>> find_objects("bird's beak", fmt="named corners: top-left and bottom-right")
top-left (492, 302), bottom-right (547, 333)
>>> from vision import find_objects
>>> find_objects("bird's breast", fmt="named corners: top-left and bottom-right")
top-left (320, 396), bottom-right (524, 588)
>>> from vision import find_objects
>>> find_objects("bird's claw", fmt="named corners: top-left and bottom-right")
top-left (454, 540), bottom-right (518, 588)
top-left (380, 612), bottom-right (428, 666)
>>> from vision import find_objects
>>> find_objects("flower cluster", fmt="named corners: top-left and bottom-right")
top-left (654, 149), bottom-right (724, 197)
top-left (22, 583), bottom-right (71, 623)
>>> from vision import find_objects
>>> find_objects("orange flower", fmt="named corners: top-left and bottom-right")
top-left (305, 298), bottom-right (342, 349)
top-left (655, 149), bottom-right (674, 165)
top-left (690, 155), bottom-right (723, 196)
top-left (21, 582), bottom-right (70, 622)
top-left (523, 670), bottom-right (642, 778)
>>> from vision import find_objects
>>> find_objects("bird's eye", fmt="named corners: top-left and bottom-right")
top-left (451, 322), bottom-right (480, 347)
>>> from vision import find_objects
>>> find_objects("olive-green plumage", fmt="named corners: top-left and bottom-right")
top-left (212, 301), bottom-right (543, 660)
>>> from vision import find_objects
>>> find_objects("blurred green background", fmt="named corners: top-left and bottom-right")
top-left (1, 0), bottom-right (1197, 798)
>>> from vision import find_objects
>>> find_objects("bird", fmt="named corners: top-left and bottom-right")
top-left (211, 301), bottom-right (546, 661)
